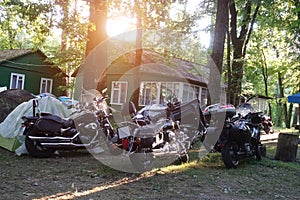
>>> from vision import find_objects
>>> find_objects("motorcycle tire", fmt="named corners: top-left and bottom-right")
top-left (269, 127), bottom-right (274, 134)
top-left (263, 127), bottom-right (270, 134)
top-left (25, 135), bottom-right (55, 158)
top-left (179, 153), bottom-right (189, 163)
top-left (129, 150), bottom-right (154, 172)
top-left (173, 153), bottom-right (190, 165)
top-left (255, 145), bottom-right (262, 161)
top-left (221, 142), bottom-right (239, 169)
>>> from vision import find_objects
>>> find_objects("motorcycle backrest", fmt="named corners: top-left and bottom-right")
top-left (32, 99), bottom-right (40, 116)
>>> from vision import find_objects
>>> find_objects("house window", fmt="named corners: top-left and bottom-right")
top-left (139, 82), bottom-right (159, 106)
top-left (111, 81), bottom-right (127, 104)
top-left (159, 82), bottom-right (180, 104)
top-left (10, 73), bottom-right (25, 89)
top-left (200, 87), bottom-right (208, 106)
top-left (181, 83), bottom-right (203, 103)
top-left (40, 78), bottom-right (53, 93)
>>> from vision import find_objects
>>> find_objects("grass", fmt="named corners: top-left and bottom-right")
top-left (0, 139), bottom-right (299, 200)
top-left (274, 127), bottom-right (300, 134)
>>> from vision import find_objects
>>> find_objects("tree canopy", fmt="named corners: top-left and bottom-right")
top-left (0, 0), bottom-right (299, 128)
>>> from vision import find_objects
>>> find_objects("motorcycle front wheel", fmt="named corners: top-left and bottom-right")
top-left (25, 134), bottom-right (55, 158)
top-left (221, 142), bottom-right (239, 169)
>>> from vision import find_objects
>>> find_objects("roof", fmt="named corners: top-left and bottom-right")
top-left (0, 49), bottom-right (33, 63)
top-left (0, 49), bottom-right (66, 76)
top-left (110, 49), bottom-right (210, 85)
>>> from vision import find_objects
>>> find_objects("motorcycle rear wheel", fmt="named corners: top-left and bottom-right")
top-left (255, 144), bottom-right (262, 161)
top-left (221, 142), bottom-right (239, 169)
top-left (25, 135), bottom-right (55, 158)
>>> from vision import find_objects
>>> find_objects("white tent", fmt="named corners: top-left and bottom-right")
top-left (0, 96), bottom-right (74, 153)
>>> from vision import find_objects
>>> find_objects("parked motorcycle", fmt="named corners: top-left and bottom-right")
top-left (212, 111), bottom-right (265, 169)
top-left (261, 114), bottom-right (274, 134)
top-left (21, 97), bottom-right (106, 158)
top-left (97, 98), bottom-right (206, 172)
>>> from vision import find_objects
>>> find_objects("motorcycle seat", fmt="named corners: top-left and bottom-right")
top-left (62, 119), bottom-right (74, 128)
top-left (40, 114), bottom-right (74, 128)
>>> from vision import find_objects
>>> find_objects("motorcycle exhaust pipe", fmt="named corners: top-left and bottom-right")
top-left (40, 142), bottom-right (89, 148)
top-left (28, 133), bottom-right (80, 143)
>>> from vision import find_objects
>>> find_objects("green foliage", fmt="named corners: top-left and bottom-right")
top-left (0, 0), bottom-right (54, 49)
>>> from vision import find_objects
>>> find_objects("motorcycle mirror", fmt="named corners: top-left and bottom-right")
top-left (101, 88), bottom-right (107, 95)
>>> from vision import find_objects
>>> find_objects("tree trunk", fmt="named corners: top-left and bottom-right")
top-left (260, 49), bottom-right (272, 116)
top-left (85, 0), bottom-right (107, 57)
top-left (60, 0), bottom-right (70, 96)
top-left (83, 0), bottom-right (107, 91)
top-left (226, 25), bottom-right (231, 104)
top-left (275, 133), bottom-right (299, 162)
top-left (131, 0), bottom-right (143, 109)
top-left (208, 0), bottom-right (229, 104)
top-left (278, 72), bottom-right (290, 128)
top-left (230, 49), bottom-right (243, 106)
top-left (228, 0), bottom-right (260, 106)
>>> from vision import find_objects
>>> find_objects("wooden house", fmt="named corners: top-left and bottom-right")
top-left (0, 49), bottom-right (65, 96)
top-left (106, 49), bottom-right (211, 109)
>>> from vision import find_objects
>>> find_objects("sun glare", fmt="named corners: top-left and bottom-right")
top-left (106, 17), bottom-right (136, 37)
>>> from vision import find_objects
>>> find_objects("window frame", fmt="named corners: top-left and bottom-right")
top-left (10, 73), bottom-right (25, 90)
top-left (40, 77), bottom-right (53, 94)
top-left (110, 81), bottom-right (128, 105)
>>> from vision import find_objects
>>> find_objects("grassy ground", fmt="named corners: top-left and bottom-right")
top-left (0, 140), bottom-right (299, 200)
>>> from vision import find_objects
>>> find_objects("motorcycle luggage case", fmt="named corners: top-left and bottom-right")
top-left (36, 115), bottom-right (72, 133)
top-left (138, 124), bottom-right (160, 137)
top-left (227, 124), bottom-right (251, 145)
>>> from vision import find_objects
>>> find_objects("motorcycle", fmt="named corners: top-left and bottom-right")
top-left (97, 98), bottom-right (206, 172)
top-left (212, 111), bottom-right (265, 169)
top-left (21, 97), bottom-right (107, 158)
top-left (261, 114), bottom-right (274, 134)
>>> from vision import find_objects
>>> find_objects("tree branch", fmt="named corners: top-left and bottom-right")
top-left (243, 1), bottom-right (260, 57)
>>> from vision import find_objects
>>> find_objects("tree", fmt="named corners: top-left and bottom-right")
top-left (85, 0), bottom-right (108, 57)
top-left (45, 0), bottom-right (89, 97)
top-left (0, 0), bottom-right (54, 49)
top-left (242, 0), bottom-right (300, 127)
top-left (208, 0), bottom-right (229, 104)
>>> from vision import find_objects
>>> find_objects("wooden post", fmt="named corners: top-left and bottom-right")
top-left (275, 133), bottom-right (299, 162)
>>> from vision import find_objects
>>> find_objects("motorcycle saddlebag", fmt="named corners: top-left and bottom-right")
top-left (35, 115), bottom-right (64, 133)
top-left (227, 124), bottom-right (250, 145)
top-left (138, 124), bottom-right (160, 138)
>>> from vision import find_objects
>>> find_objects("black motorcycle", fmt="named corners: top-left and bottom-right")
top-left (21, 97), bottom-right (107, 158)
top-left (97, 98), bottom-right (205, 172)
top-left (212, 111), bottom-right (265, 169)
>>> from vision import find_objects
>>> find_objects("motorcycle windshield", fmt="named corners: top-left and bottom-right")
top-left (235, 103), bottom-right (256, 117)
top-left (138, 99), bottom-right (205, 130)
top-left (80, 89), bottom-right (110, 115)
top-left (137, 104), bottom-right (168, 123)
